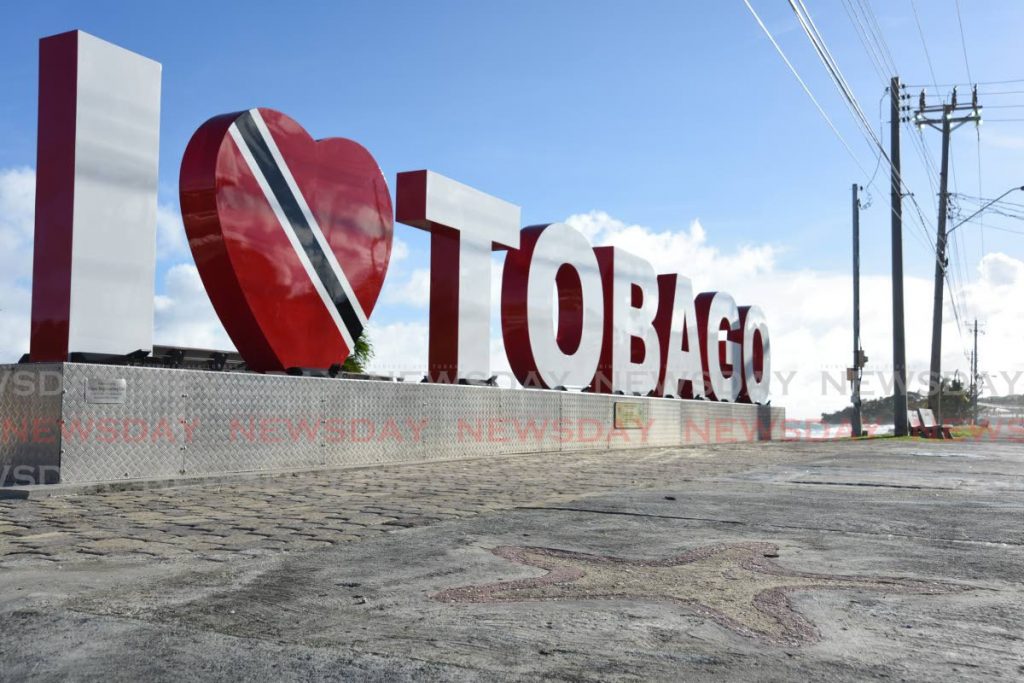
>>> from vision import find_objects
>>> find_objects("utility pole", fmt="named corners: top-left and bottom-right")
top-left (971, 320), bottom-right (984, 424)
top-left (966, 319), bottom-right (983, 421)
top-left (890, 77), bottom-right (909, 437)
top-left (931, 104), bottom-right (952, 424)
top-left (913, 87), bottom-right (982, 424)
top-left (851, 183), bottom-right (864, 438)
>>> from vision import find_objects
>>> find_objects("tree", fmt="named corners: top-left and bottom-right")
top-left (821, 377), bottom-right (973, 425)
top-left (341, 332), bottom-right (374, 374)
top-left (940, 375), bottom-right (971, 423)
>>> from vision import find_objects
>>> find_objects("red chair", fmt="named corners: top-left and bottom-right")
top-left (907, 410), bottom-right (923, 437)
top-left (916, 408), bottom-right (953, 439)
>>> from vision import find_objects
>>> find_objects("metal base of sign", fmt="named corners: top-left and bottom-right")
top-left (0, 363), bottom-right (785, 487)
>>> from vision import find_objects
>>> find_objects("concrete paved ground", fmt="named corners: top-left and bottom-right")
top-left (0, 436), bottom-right (1021, 681)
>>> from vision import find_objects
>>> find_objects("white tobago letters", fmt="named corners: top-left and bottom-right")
top-left (396, 170), bottom-right (521, 382)
top-left (658, 274), bottom-right (704, 399)
top-left (696, 291), bottom-right (744, 402)
top-left (739, 305), bottom-right (771, 404)
top-left (598, 247), bottom-right (662, 396)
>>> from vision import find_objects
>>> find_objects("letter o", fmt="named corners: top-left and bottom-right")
top-left (501, 223), bottom-right (604, 389)
top-left (739, 305), bottom-right (771, 404)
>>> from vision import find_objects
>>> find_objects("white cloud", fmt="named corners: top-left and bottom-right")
top-left (0, 167), bottom-right (35, 282)
top-left (391, 236), bottom-right (410, 262)
top-left (153, 264), bottom-right (234, 350)
top-left (976, 251), bottom-right (1023, 287)
top-left (156, 202), bottom-right (189, 256)
top-left (565, 211), bottom-right (777, 292)
top-left (0, 168), bottom-right (35, 362)
top-left (364, 320), bottom-right (428, 379)
top-left (0, 281), bottom-right (30, 363)
top-left (381, 267), bottom-right (431, 308)
top-left (960, 252), bottom-right (1024, 396)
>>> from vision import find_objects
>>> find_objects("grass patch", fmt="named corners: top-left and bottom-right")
top-left (949, 425), bottom-right (988, 439)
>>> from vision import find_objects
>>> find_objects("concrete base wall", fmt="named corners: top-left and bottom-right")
top-left (0, 363), bottom-right (785, 486)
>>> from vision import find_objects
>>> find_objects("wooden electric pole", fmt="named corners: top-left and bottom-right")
top-left (913, 86), bottom-right (982, 424)
top-left (890, 77), bottom-right (909, 437)
top-left (971, 320), bottom-right (984, 424)
top-left (851, 183), bottom-right (864, 438)
top-left (971, 320), bottom-right (978, 424)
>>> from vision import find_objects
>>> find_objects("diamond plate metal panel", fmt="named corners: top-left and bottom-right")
top-left (0, 364), bottom-right (63, 485)
top-left (59, 364), bottom-right (187, 483)
top-left (1, 363), bottom-right (788, 486)
top-left (320, 378), bottom-right (427, 466)
top-left (677, 401), bottom-right (783, 444)
top-left (418, 383), bottom-right (505, 460)
top-left (681, 400), bottom-right (713, 445)
top-left (735, 402), bottom-right (767, 443)
top-left (770, 406), bottom-right (786, 441)
top-left (185, 370), bottom-right (324, 475)
top-left (559, 391), bottom-right (612, 451)
top-left (499, 388), bottom-right (563, 454)
top-left (642, 398), bottom-right (681, 448)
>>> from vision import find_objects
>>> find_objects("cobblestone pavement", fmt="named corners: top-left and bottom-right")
top-left (2, 436), bottom-right (1021, 681)
top-left (0, 443), bottom-right (826, 566)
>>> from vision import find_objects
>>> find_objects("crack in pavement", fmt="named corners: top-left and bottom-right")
top-left (691, 477), bottom-right (1024, 493)
top-left (514, 506), bottom-right (1024, 549)
top-left (787, 481), bottom-right (961, 491)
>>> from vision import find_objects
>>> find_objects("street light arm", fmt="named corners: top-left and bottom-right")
top-left (949, 185), bottom-right (1024, 235)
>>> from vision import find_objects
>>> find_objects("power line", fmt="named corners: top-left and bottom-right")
top-left (952, 193), bottom-right (1024, 211)
top-left (988, 209), bottom-right (1024, 220)
top-left (740, 0), bottom-right (870, 176)
top-left (817, 4), bottom-right (942, 243)
top-left (847, 0), bottom-right (980, 339)
top-left (789, 0), bottom-right (971, 365)
top-left (742, 0), bottom-right (949, 265)
top-left (985, 224), bottom-right (1024, 235)
top-left (976, 126), bottom-right (986, 257)
top-left (982, 206), bottom-right (1024, 220)
top-left (841, 0), bottom-right (888, 83)
top-left (947, 143), bottom-right (971, 325)
top-left (988, 204), bottom-right (1024, 216)
top-left (958, 223), bottom-right (1024, 239)
top-left (857, 0), bottom-right (899, 74)
top-left (790, 0), bottom-right (879, 140)
top-left (952, 192), bottom-right (1021, 203)
top-left (902, 0), bottom-right (973, 337)
top-left (842, 0), bottom-right (941, 215)
top-left (840, 0), bottom-right (939, 211)
top-left (786, 0), bottom-right (939, 252)
top-left (905, 78), bottom-right (1024, 88)
top-left (953, 0), bottom-right (983, 277)
top-left (905, 0), bottom-right (944, 214)
top-left (954, 0), bottom-right (973, 83)
top-left (909, 0), bottom-right (940, 91)
top-left (745, 0), bottom-right (960, 335)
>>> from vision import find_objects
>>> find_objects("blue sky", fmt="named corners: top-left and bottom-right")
top-left (2, 1), bottom-right (1023, 417)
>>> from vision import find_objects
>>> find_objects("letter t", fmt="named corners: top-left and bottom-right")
top-left (396, 170), bottom-right (521, 383)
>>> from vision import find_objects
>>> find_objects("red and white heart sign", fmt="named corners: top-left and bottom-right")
top-left (179, 108), bottom-right (393, 372)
